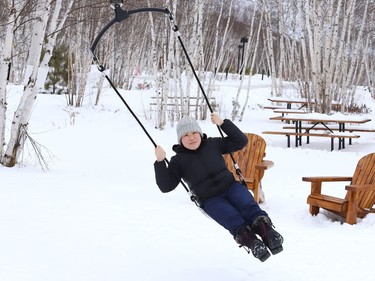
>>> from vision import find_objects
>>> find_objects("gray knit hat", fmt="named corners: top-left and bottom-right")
top-left (176, 116), bottom-right (203, 143)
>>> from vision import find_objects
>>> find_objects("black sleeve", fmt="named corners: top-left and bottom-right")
top-left (219, 119), bottom-right (248, 154)
top-left (154, 159), bottom-right (181, 193)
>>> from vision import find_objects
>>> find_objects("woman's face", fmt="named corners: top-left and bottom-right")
top-left (181, 132), bottom-right (202, 150)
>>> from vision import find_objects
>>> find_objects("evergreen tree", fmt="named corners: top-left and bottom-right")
top-left (45, 45), bottom-right (69, 94)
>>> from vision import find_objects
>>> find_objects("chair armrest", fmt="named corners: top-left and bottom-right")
top-left (243, 177), bottom-right (254, 184)
top-left (302, 176), bottom-right (352, 183)
top-left (255, 160), bottom-right (274, 171)
top-left (345, 184), bottom-right (375, 192)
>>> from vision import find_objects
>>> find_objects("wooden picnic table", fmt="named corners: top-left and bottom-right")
top-left (265, 113), bottom-right (372, 150)
top-left (271, 113), bottom-right (371, 131)
top-left (273, 108), bottom-right (307, 116)
top-left (267, 97), bottom-right (340, 110)
top-left (267, 97), bottom-right (311, 109)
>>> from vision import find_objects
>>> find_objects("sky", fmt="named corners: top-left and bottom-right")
top-left (0, 73), bottom-right (374, 281)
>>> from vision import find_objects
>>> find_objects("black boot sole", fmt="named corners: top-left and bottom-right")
top-left (264, 231), bottom-right (284, 255)
top-left (258, 251), bottom-right (271, 262)
top-left (269, 245), bottom-right (283, 255)
top-left (251, 241), bottom-right (271, 262)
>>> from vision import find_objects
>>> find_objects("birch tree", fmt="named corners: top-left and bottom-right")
top-left (147, 0), bottom-right (166, 129)
top-left (239, 1), bottom-right (264, 121)
top-left (261, 0), bottom-right (278, 96)
top-left (206, 0), bottom-right (234, 119)
top-left (276, 0), bottom-right (285, 81)
top-left (231, 0), bottom-right (266, 121)
top-left (364, 35), bottom-right (375, 98)
top-left (232, 1), bottom-right (256, 120)
top-left (0, 0), bottom-right (25, 162)
top-left (182, 0), bottom-right (202, 119)
top-left (1, 0), bottom-right (51, 167)
top-left (339, 0), bottom-right (369, 109)
top-left (158, 18), bottom-right (172, 129)
top-left (193, 0), bottom-right (206, 120)
top-left (71, 18), bottom-right (92, 107)
top-left (294, 0), bottom-right (372, 113)
top-left (2, 0), bottom-right (75, 167)
top-left (169, 0), bottom-right (185, 123)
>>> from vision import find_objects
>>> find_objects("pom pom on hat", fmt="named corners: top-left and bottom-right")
top-left (176, 116), bottom-right (203, 143)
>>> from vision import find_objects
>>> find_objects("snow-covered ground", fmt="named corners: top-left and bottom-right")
top-left (1, 74), bottom-right (374, 281)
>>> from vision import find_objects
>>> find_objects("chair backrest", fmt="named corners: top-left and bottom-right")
top-left (349, 152), bottom-right (375, 209)
top-left (224, 133), bottom-right (266, 182)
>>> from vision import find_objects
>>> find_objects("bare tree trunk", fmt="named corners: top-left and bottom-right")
top-left (322, 0), bottom-right (342, 110)
top-left (169, 0), bottom-right (185, 120)
top-left (206, 0), bottom-right (233, 119)
top-left (262, 0), bottom-right (278, 96)
top-left (276, 0), bottom-right (285, 81)
top-left (0, 0), bottom-right (21, 161)
top-left (2, 0), bottom-right (52, 167)
top-left (195, 0), bottom-right (206, 120)
top-left (295, 0), bottom-right (310, 101)
top-left (159, 25), bottom-right (170, 129)
top-left (364, 32), bottom-right (375, 98)
top-left (239, 1), bottom-right (264, 121)
top-left (3, 0), bottom-right (74, 167)
top-left (233, 0), bottom-right (261, 121)
top-left (147, 0), bottom-right (166, 129)
top-left (341, 0), bottom-right (368, 108)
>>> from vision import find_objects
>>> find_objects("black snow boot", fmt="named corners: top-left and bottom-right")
top-left (235, 225), bottom-right (271, 262)
top-left (251, 216), bottom-right (284, 255)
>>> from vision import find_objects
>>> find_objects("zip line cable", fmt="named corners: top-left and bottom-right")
top-left (90, 2), bottom-right (247, 204)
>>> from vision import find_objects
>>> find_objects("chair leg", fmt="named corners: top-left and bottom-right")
top-left (258, 188), bottom-right (265, 204)
top-left (253, 179), bottom-right (266, 204)
top-left (256, 181), bottom-right (265, 203)
top-left (308, 181), bottom-right (322, 216)
top-left (346, 191), bottom-right (358, 224)
top-left (346, 214), bottom-right (357, 225)
top-left (309, 205), bottom-right (320, 216)
top-left (253, 183), bottom-right (259, 203)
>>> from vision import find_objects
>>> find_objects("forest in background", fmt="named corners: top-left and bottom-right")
top-left (0, 0), bottom-right (375, 166)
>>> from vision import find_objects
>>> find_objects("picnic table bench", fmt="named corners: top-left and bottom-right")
top-left (263, 105), bottom-right (300, 110)
top-left (262, 130), bottom-right (360, 151)
top-left (282, 125), bottom-right (375, 144)
top-left (264, 113), bottom-right (371, 151)
top-left (282, 125), bottom-right (375, 133)
top-left (266, 97), bottom-right (341, 111)
top-left (273, 108), bottom-right (307, 116)
top-left (267, 97), bottom-right (312, 109)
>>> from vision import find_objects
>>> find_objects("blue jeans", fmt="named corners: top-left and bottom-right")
top-left (201, 182), bottom-right (268, 236)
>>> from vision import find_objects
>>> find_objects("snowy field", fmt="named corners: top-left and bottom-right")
top-left (1, 74), bottom-right (374, 281)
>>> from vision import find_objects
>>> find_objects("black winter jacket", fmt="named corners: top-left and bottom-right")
top-left (154, 119), bottom-right (248, 203)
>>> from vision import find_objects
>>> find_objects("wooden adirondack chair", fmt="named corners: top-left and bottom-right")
top-left (224, 133), bottom-right (274, 203)
top-left (302, 152), bottom-right (375, 224)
